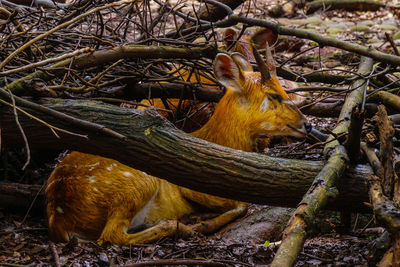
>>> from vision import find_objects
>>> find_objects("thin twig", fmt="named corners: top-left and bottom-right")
top-left (0, 0), bottom-right (137, 70)
top-left (0, 47), bottom-right (93, 76)
top-left (6, 85), bottom-right (31, 170)
top-left (0, 98), bottom-right (87, 139)
top-left (49, 241), bottom-right (61, 267)
top-left (122, 259), bottom-right (228, 267)
top-left (0, 88), bottom-right (125, 140)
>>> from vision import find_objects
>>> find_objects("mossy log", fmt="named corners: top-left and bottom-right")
top-left (271, 57), bottom-right (374, 267)
top-left (368, 91), bottom-right (400, 113)
top-left (306, 0), bottom-right (385, 14)
top-left (0, 96), bottom-right (373, 211)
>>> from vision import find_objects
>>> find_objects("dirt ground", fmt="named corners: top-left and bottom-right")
top-left (0, 207), bottom-right (375, 266)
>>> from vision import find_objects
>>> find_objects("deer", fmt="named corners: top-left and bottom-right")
top-left (223, 27), bottom-right (309, 106)
top-left (46, 45), bottom-right (311, 245)
top-left (139, 27), bottom-right (309, 133)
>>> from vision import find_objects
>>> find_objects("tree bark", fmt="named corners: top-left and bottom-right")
top-left (0, 183), bottom-right (46, 214)
top-left (368, 91), bottom-right (400, 113)
top-left (271, 56), bottom-right (374, 267)
top-left (0, 96), bottom-right (372, 211)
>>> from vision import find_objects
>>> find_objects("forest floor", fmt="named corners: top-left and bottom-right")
top-left (0, 205), bottom-right (375, 266)
top-left (1, 0), bottom-right (400, 266)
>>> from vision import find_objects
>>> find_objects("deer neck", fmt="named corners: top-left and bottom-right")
top-left (191, 92), bottom-right (255, 152)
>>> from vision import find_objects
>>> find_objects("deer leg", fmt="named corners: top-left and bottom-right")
top-left (192, 202), bottom-right (248, 234)
top-left (179, 189), bottom-right (248, 235)
top-left (99, 210), bottom-right (194, 245)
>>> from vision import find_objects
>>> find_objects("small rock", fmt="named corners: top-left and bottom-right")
top-left (98, 252), bottom-right (108, 264)
top-left (350, 25), bottom-right (370, 33)
top-left (336, 22), bottom-right (354, 29)
top-left (393, 31), bottom-right (400, 40)
top-left (59, 257), bottom-right (67, 264)
top-left (321, 19), bottom-right (333, 27)
top-left (307, 259), bottom-right (322, 265)
top-left (282, 2), bottom-right (295, 15)
top-left (232, 246), bottom-right (246, 256)
top-left (268, 5), bottom-right (284, 17)
top-left (359, 20), bottom-right (374, 27)
top-left (376, 24), bottom-right (398, 31)
top-left (326, 28), bottom-right (345, 34)
top-left (305, 16), bottom-right (322, 24)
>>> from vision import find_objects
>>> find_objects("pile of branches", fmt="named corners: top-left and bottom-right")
top-left (1, 0), bottom-right (400, 266)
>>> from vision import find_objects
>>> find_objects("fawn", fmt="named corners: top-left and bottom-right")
top-left (139, 28), bottom-right (308, 133)
top-left (46, 47), bottom-right (311, 245)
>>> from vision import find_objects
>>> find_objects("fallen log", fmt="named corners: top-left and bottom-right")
top-left (0, 183), bottom-right (45, 214)
top-left (0, 94), bottom-right (372, 211)
top-left (306, 0), bottom-right (385, 14)
top-left (271, 56), bottom-right (374, 267)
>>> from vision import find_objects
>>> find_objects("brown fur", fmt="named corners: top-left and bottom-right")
top-left (139, 28), bottom-right (308, 136)
top-left (46, 52), bottom-right (308, 245)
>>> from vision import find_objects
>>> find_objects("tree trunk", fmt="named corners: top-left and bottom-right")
top-left (0, 97), bottom-right (372, 211)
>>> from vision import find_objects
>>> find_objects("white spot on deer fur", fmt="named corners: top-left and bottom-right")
top-left (89, 178), bottom-right (97, 183)
top-left (142, 171), bottom-right (147, 175)
top-left (93, 187), bottom-right (99, 192)
top-left (87, 162), bottom-right (100, 167)
top-left (260, 97), bottom-right (269, 112)
top-left (56, 206), bottom-right (64, 214)
top-left (123, 171), bottom-right (133, 177)
top-left (107, 163), bottom-right (117, 171)
top-left (105, 180), bottom-right (111, 184)
top-left (261, 122), bottom-right (273, 131)
top-left (238, 97), bottom-right (249, 107)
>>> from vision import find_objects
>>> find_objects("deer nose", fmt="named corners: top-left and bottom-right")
top-left (304, 122), bottom-right (312, 134)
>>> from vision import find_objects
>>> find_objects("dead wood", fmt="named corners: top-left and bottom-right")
top-left (0, 182), bottom-right (45, 214)
top-left (6, 45), bottom-right (217, 96)
top-left (6, 0), bottom-right (66, 5)
top-left (367, 230), bottom-right (391, 266)
top-left (277, 69), bottom-right (351, 84)
top-left (302, 102), bottom-right (377, 118)
top-left (271, 56), bottom-right (374, 267)
top-left (49, 241), bottom-right (61, 267)
top-left (368, 91), bottom-right (400, 113)
top-left (126, 82), bottom-right (223, 102)
top-left (0, 95), bottom-right (373, 212)
top-left (347, 106), bottom-right (365, 165)
top-left (369, 177), bottom-right (400, 265)
top-left (369, 106), bottom-right (400, 267)
top-left (306, 0), bottom-right (386, 14)
top-left (374, 106), bottom-right (396, 198)
top-left (361, 142), bottom-right (383, 177)
top-left (171, 14), bottom-right (400, 66)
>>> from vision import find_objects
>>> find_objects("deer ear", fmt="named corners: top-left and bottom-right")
top-left (251, 28), bottom-right (278, 49)
top-left (231, 52), bottom-right (253, 72)
top-left (224, 28), bottom-right (238, 49)
top-left (213, 53), bottom-right (242, 92)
